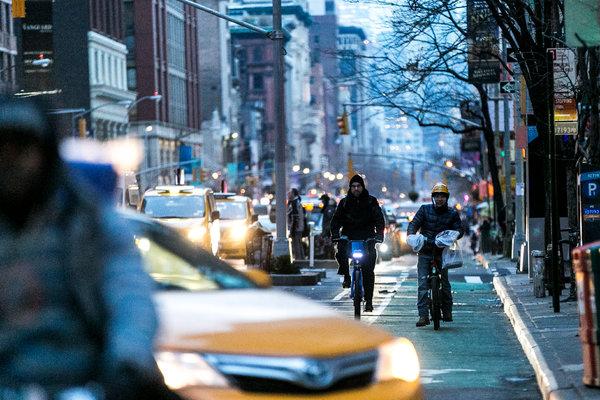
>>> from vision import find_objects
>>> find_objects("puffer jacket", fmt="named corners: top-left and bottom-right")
top-left (330, 190), bottom-right (385, 241)
top-left (407, 203), bottom-right (463, 255)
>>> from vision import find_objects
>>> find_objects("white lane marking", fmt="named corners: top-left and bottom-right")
top-left (464, 276), bottom-right (483, 284)
top-left (420, 368), bottom-right (477, 385)
top-left (333, 289), bottom-right (349, 302)
top-left (363, 276), bottom-right (407, 325)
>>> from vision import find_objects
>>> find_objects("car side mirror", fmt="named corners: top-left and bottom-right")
top-left (244, 269), bottom-right (272, 288)
top-left (211, 210), bottom-right (220, 221)
top-left (251, 214), bottom-right (259, 223)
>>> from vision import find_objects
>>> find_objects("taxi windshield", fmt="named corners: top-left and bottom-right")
top-left (141, 195), bottom-right (205, 218)
top-left (216, 201), bottom-right (247, 220)
top-left (135, 236), bottom-right (255, 291)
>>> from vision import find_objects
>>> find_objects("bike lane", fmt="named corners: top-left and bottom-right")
top-left (370, 258), bottom-right (541, 400)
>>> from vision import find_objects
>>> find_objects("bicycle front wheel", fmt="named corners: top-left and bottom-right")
top-left (353, 268), bottom-right (362, 320)
top-left (430, 275), bottom-right (441, 330)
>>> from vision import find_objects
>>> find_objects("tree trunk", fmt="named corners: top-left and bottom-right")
top-left (476, 84), bottom-right (506, 230)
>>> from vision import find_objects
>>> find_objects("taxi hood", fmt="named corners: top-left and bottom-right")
top-left (154, 289), bottom-right (393, 357)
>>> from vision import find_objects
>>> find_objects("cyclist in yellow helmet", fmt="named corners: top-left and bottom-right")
top-left (407, 182), bottom-right (463, 327)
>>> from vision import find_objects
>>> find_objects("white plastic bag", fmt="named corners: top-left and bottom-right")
top-left (435, 230), bottom-right (460, 248)
top-left (406, 233), bottom-right (425, 253)
top-left (441, 241), bottom-right (464, 269)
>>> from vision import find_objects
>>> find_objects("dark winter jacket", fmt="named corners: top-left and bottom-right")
top-left (330, 189), bottom-right (385, 241)
top-left (407, 203), bottom-right (464, 255)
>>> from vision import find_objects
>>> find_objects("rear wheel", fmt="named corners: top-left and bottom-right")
top-left (353, 268), bottom-right (362, 320)
top-left (430, 275), bottom-right (441, 330)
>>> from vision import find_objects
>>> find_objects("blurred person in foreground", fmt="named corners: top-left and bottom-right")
top-left (407, 182), bottom-right (463, 327)
top-left (330, 175), bottom-right (385, 312)
top-left (0, 96), bottom-right (175, 399)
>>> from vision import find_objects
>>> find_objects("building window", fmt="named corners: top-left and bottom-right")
top-left (127, 67), bottom-right (137, 91)
top-left (253, 74), bottom-right (264, 90)
top-left (169, 73), bottom-right (188, 126)
top-left (167, 13), bottom-right (186, 71)
top-left (253, 46), bottom-right (263, 62)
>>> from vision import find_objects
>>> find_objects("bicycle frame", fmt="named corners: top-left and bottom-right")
top-left (348, 240), bottom-right (367, 319)
top-left (428, 255), bottom-right (443, 330)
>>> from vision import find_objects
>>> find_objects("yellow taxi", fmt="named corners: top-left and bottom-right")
top-left (123, 213), bottom-right (423, 400)
top-left (138, 185), bottom-right (221, 255)
top-left (214, 193), bottom-right (257, 259)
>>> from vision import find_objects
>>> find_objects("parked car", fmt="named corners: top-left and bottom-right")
top-left (138, 185), bottom-right (221, 256)
top-left (378, 212), bottom-right (394, 262)
top-left (214, 193), bottom-right (257, 259)
top-left (391, 218), bottom-right (411, 257)
top-left (122, 212), bottom-right (423, 400)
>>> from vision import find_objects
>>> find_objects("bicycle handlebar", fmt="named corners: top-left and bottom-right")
top-left (332, 237), bottom-right (382, 244)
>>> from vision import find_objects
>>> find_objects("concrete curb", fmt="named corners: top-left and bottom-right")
top-left (271, 271), bottom-right (322, 286)
top-left (294, 259), bottom-right (339, 269)
top-left (493, 276), bottom-right (560, 400)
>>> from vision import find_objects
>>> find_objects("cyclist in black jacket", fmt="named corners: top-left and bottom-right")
top-left (330, 175), bottom-right (385, 312)
top-left (408, 182), bottom-right (463, 327)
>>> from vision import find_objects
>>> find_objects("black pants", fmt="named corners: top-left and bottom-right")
top-left (336, 241), bottom-right (377, 304)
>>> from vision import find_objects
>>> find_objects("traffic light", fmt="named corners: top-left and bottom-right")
top-left (12, 0), bottom-right (25, 18)
top-left (199, 168), bottom-right (208, 182)
top-left (337, 112), bottom-right (350, 135)
top-left (77, 117), bottom-right (87, 138)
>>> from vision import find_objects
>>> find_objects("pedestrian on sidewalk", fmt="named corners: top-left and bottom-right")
top-left (287, 188), bottom-right (305, 261)
top-left (320, 194), bottom-right (336, 259)
top-left (407, 182), bottom-right (464, 327)
top-left (470, 224), bottom-right (479, 255)
top-left (479, 217), bottom-right (492, 254)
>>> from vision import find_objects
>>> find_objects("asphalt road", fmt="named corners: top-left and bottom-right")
top-left (280, 253), bottom-right (542, 400)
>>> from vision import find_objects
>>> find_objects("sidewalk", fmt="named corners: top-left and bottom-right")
top-left (491, 255), bottom-right (600, 400)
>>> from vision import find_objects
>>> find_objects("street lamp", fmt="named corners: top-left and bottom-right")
top-left (72, 99), bottom-right (132, 138)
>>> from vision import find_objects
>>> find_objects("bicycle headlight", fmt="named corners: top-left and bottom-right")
top-left (156, 352), bottom-right (230, 389)
top-left (379, 243), bottom-right (389, 253)
top-left (375, 338), bottom-right (420, 383)
top-left (352, 251), bottom-right (364, 259)
top-left (187, 226), bottom-right (207, 241)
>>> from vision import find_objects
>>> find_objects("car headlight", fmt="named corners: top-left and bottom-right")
top-left (375, 338), bottom-right (420, 382)
top-left (379, 243), bottom-right (389, 253)
top-left (187, 226), bottom-right (207, 241)
top-left (156, 352), bottom-right (230, 389)
top-left (231, 224), bottom-right (248, 240)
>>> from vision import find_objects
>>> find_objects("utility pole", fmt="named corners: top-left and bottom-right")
top-left (174, 0), bottom-right (289, 258)
top-left (513, 77), bottom-right (526, 262)
top-left (502, 38), bottom-right (513, 258)
top-left (543, 0), bottom-right (560, 312)
top-left (271, 0), bottom-right (289, 257)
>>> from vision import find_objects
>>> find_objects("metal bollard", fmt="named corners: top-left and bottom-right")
top-left (519, 241), bottom-right (528, 274)
top-left (532, 250), bottom-right (545, 298)
top-left (308, 221), bottom-right (315, 268)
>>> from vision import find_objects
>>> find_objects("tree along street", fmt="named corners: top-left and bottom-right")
top-left (282, 253), bottom-right (541, 399)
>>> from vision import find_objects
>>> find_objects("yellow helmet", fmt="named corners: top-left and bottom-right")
top-left (431, 182), bottom-right (449, 196)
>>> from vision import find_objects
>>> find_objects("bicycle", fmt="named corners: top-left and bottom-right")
top-left (335, 237), bottom-right (380, 319)
top-left (428, 253), bottom-right (444, 330)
